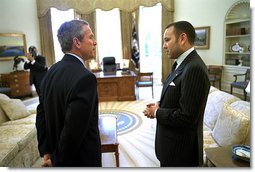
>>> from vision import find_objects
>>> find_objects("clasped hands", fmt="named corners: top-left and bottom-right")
top-left (143, 103), bottom-right (159, 119)
top-left (25, 52), bottom-right (34, 61)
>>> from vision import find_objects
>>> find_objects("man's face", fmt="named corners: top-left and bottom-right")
top-left (79, 25), bottom-right (97, 61)
top-left (163, 26), bottom-right (182, 59)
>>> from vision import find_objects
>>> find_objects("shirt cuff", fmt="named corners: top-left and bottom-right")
top-left (31, 60), bottom-right (36, 64)
top-left (154, 109), bottom-right (158, 118)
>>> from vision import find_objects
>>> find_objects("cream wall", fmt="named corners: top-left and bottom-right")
top-left (0, 0), bottom-right (40, 74)
top-left (174, 0), bottom-right (241, 65)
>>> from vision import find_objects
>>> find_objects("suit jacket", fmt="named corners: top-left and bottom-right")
top-left (24, 55), bottom-right (47, 85)
top-left (36, 54), bottom-right (102, 167)
top-left (155, 50), bottom-right (210, 166)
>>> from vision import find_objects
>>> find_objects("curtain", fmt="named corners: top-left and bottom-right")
top-left (37, 0), bottom-right (174, 17)
top-left (38, 9), bottom-right (55, 67)
top-left (161, 5), bottom-right (174, 82)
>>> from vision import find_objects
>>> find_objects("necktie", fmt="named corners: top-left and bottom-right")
top-left (171, 61), bottom-right (177, 72)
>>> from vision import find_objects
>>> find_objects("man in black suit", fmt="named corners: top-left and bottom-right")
top-left (24, 46), bottom-right (47, 96)
top-left (36, 20), bottom-right (102, 167)
top-left (143, 21), bottom-right (210, 167)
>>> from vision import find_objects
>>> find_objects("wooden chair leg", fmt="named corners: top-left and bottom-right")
top-left (244, 90), bottom-right (247, 101)
top-left (152, 86), bottom-right (154, 98)
top-left (230, 86), bottom-right (233, 94)
top-left (115, 146), bottom-right (119, 167)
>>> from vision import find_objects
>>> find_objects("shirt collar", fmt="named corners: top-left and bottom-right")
top-left (65, 53), bottom-right (85, 66)
top-left (175, 47), bottom-right (194, 69)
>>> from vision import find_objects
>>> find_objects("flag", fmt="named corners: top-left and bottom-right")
top-left (131, 21), bottom-right (140, 69)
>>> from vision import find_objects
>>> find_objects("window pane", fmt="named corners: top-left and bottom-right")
top-left (96, 8), bottom-right (122, 64)
top-left (51, 8), bottom-right (74, 62)
top-left (139, 4), bottom-right (162, 84)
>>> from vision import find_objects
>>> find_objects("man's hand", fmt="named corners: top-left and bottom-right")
top-left (143, 102), bottom-right (159, 119)
top-left (25, 52), bottom-right (34, 62)
top-left (41, 153), bottom-right (52, 167)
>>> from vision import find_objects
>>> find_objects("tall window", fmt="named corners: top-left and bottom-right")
top-left (51, 8), bottom-right (74, 62)
top-left (139, 4), bottom-right (162, 84)
top-left (95, 8), bottom-right (123, 63)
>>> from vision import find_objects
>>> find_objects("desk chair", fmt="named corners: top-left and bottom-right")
top-left (103, 57), bottom-right (116, 75)
top-left (230, 69), bottom-right (250, 101)
top-left (208, 65), bottom-right (223, 90)
top-left (136, 72), bottom-right (153, 99)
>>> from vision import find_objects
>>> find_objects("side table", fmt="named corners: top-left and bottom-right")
top-left (205, 146), bottom-right (250, 167)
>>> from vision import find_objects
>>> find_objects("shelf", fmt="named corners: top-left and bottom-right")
top-left (225, 52), bottom-right (250, 55)
top-left (226, 34), bottom-right (250, 38)
top-left (225, 18), bottom-right (250, 24)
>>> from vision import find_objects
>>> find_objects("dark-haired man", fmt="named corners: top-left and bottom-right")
top-left (143, 21), bottom-right (210, 167)
top-left (24, 46), bottom-right (47, 96)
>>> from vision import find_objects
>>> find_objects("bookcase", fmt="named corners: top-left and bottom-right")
top-left (224, 0), bottom-right (250, 67)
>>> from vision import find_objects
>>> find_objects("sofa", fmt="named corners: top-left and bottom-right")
top-left (203, 86), bottom-right (250, 165)
top-left (0, 94), bottom-right (40, 167)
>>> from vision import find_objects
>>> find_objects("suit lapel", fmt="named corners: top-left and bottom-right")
top-left (160, 50), bottom-right (197, 101)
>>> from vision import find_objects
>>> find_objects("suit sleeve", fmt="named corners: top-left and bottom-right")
top-left (156, 65), bottom-right (210, 127)
top-left (33, 56), bottom-right (47, 71)
top-left (36, 83), bottom-right (49, 157)
top-left (53, 73), bottom-right (98, 165)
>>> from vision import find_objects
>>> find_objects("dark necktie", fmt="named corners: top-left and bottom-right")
top-left (171, 61), bottom-right (178, 73)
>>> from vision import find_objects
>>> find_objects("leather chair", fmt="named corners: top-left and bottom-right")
top-left (103, 57), bottom-right (116, 75)
top-left (136, 72), bottom-right (153, 99)
top-left (0, 81), bottom-right (11, 97)
top-left (230, 69), bottom-right (250, 101)
top-left (208, 65), bottom-right (223, 90)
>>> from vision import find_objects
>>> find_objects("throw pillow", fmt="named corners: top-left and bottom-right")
top-left (0, 107), bottom-right (9, 124)
top-left (212, 103), bottom-right (250, 147)
top-left (0, 93), bottom-right (10, 101)
top-left (203, 90), bottom-right (240, 130)
top-left (0, 98), bottom-right (30, 121)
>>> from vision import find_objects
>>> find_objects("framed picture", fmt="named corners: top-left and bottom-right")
top-left (0, 33), bottom-right (27, 60)
top-left (194, 26), bottom-right (210, 49)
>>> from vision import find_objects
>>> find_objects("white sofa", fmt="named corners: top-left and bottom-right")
top-left (0, 94), bottom-right (39, 167)
top-left (203, 86), bottom-right (250, 164)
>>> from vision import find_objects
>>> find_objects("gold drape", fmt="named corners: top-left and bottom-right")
top-left (38, 10), bottom-right (55, 67)
top-left (37, 0), bottom-right (174, 17)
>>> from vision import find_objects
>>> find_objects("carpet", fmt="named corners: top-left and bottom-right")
top-left (100, 110), bottom-right (142, 135)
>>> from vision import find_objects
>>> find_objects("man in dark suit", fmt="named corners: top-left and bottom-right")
top-left (36, 20), bottom-right (102, 167)
top-left (24, 46), bottom-right (47, 96)
top-left (143, 21), bottom-right (210, 167)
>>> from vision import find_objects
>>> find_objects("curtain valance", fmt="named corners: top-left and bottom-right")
top-left (37, 0), bottom-right (174, 17)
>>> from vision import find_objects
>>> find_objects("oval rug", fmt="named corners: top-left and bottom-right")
top-left (100, 110), bottom-right (142, 135)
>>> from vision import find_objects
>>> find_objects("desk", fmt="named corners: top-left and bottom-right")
top-left (95, 71), bottom-right (136, 101)
top-left (205, 146), bottom-right (250, 167)
top-left (99, 115), bottom-right (119, 167)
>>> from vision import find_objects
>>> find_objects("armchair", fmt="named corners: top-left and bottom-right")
top-left (136, 72), bottom-right (153, 99)
top-left (230, 69), bottom-right (250, 101)
top-left (208, 65), bottom-right (223, 90)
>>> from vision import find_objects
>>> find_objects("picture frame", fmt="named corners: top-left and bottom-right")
top-left (0, 33), bottom-right (27, 61)
top-left (194, 26), bottom-right (210, 49)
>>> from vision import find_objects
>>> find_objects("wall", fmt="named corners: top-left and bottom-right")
top-left (174, 0), bottom-right (241, 65)
top-left (0, 0), bottom-right (40, 74)
top-left (0, 0), bottom-right (245, 74)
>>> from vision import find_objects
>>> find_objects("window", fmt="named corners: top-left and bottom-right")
top-left (95, 8), bottom-right (123, 64)
top-left (51, 8), bottom-right (74, 62)
top-left (139, 4), bottom-right (162, 84)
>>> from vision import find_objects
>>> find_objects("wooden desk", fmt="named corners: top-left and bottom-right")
top-left (205, 146), bottom-right (250, 167)
top-left (99, 115), bottom-right (119, 167)
top-left (95, 71), bottom-right (136, 101)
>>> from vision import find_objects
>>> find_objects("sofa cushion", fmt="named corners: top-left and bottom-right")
top-left (0, 107), bottom-right (9, 125)
top-left (0, 142), bottom-right (19, 167)
top-left (0, 98), bottom-right (30, 121)
top-left (0, 124), bottom-right (36, 150)
top-left (212, 103), bottom-right (250, 147)
top-left (0, 93), bottom-right (10, 100)
top-left (229, 101), bottom-right (250, 116)
top-left (1, 114), bottom-right (36, 126)
top-left (203, 90), bottom-right (240, 130)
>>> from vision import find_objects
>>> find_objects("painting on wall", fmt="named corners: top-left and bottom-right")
top-left (0, 33), bottom-right (27, 60)
top-left (194, 26), bottom-right (210, 49)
